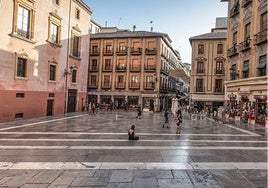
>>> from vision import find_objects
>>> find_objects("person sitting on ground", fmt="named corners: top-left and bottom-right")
top-left (128, 125), bottom-right (139, 140)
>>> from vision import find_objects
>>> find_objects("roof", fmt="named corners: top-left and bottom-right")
top-left (189, 31), bottom-right (227, 44)
top-left (90, 31), bottom-right (172, 43)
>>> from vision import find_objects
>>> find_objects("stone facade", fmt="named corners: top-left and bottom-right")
top-left (0, 0), bottom-right (92, 122)
top-left (223, 0), bottom-right (267, 126)
top-left (189, 20), bottom-right (227, 112)
top-left (88, 29), bottom-right (185, 112)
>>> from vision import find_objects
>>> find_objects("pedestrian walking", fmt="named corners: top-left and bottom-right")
top-left (92, 103), bottom-right (96, 115)
top-left (163, 109), bottom-right (170, 128)
top-left (88, 102), bottom-right (92, 114)
top-left (136, 105), bottom-right (142, 119)
top-left (176, 115), bottom-right (183, 134)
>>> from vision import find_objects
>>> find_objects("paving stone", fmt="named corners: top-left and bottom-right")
top-left (106, 182), bottom-right (132, 188)
top-left (71, 176), bottom-right (109, 187)
top-left (20, 183), bottom-right (49, 188)
top-left (239, 169), bottom-right (267, 187)
top-left (186, 169), bottom-right (222, 188)
top-left (132, 178), bottom-right (159, 188)
top-left (109, 170), bottom-right (133, 183)
top-left (28, 170), bottom-right (63, 184)
top-left (209, 170), bottom-right (257, 188)
top-left (133, 169), bottom-right (173, 179)
top-left (158, 179), bottom-right (194, 188)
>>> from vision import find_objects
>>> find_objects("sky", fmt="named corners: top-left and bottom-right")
top-left (84, 0), bottom-right (228, 64)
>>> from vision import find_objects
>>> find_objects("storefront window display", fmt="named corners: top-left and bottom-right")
top-left (254, 95), bottom-right (267, 125)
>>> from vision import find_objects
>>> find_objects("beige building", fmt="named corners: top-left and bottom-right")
top-left (189, 18), bottom-right (227, 112)
top-left (0, 0), bottom-right (92, 122)
top-left (222, 0), bottom-right (267, 126)
top-left (88, 28), bottom-right (187, 111)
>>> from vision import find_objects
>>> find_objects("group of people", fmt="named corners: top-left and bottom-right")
top-left (129, 108), bottom-right (184, 141)
top-left (163, 108), bottom-right (183, 134)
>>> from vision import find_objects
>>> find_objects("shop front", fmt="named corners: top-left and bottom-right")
top-left (254, 95), bottom-right (267, 126)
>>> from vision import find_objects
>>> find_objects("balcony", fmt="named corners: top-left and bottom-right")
top-left (115, 82), bottom-right (126, 89)
top-left (129, 82), bottom-right (140, 89)
top-left (129, 65), bottom-right (141, 72)
top-left (254, 29), bottom-right (267, 45)
top-left (101, 82), bottom-right (111, 89)
top-left (239, 38), bottom-right (251, 52)
top-left (196, 69), bottom-right (205, 74)
top-left (196, 87), bottom-right (205, 93)
top-left (160, 85), bottom-right (168, 93)
top-left (230, 2), bottom-right (239, 18)
top-left (227, 45), bottom-right (239, 57)
top-left (214, 68), bottom-right (225, 75)
top-left (242, 0), bottom-right (252, 8)
top-left (145, 48), bottom-right (157, 55)
top-left (116, 65), bottom-right (127, 72)
top-left (116, 47), bottom-right (128, 55)
top-left (90, 49), bottom-right (100, 56)
top-left (130, 47), bottom-right (142, 55)
top-left (214, 87), bottom-right (224, 94)
top-left (89, 66), bottom-right (99, 72)
top-left (144, 65), bottom-right (156, 72)
top-left (144, 82), bottom-right (155, 90)
top-left (160, 69), bottom-right (169, 76)
top-left (88, 82), bottom-right (98, 89)
top-left (102, 65), bottom-right (112, 72)
top-left (103, 49), bottom-right (113, 56)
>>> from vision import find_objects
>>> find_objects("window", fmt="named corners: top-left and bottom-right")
top-left (217, 44), bottom-right (223, 54)
top-left (17, 58), bottom-right (27, 78)
top-left (244, 23), bottom-right (251, 39)
top-left (16, 93), bottom-right (25, 98)
top-left (258, 55), bottom-right (267, 76)
top-left (75, 8), bottom-right (80, 20)
top-left (50, 23), bottom-right (59, 43)
top-left (103, 75), bottom-right (111, 87)
top-left (196, 79), bottom-right (203, 92)
top-left (11, 1), bottom-right (35, 41)
top-left (92, 45), bottom-right (99, 53)
top-left (53, 0), bottom-right (59, 5)
top-left (130, 75), bottom-right (139, 88)
top-left (47, 12), bottom-right (62, 45)
top-left (230, 64), bottom-right (237, 80)
top-left (104, 59), bottom-right (112, 70)
top-left (233, 32), bottom-right (238, 45)
top-left (91, 59), bottom-right (98, 70)
top-left (198, 44), bottom-right (204, 54)
top-left (196, 61), bottom-right (204, 73)
top-left (242, 60), bottom-right (249, 78)
top-left (260, 12), bottom-right (267, 31)
top-left (17, 6), bottom-right (30, 38)
top-left (215, 61), bottom-right (223, 74)
top-left (49, 64), bottom-right (56, 81)
top-left (89, 75), bottom-right (97, 87)
top-left (72, 36), bottom-right (80, 57)
top-left (132, 58), bottom-right (140, 70)
top-left (105, 44), bottom-right (112, 53)
top-left (215, 79), bottom-right (223, 93)
top-left (71, 27), bottom-right (81, 58)
top-left (72, 69), bottom-right (77, 83)
top-left (145, 76), bottom-right (154, 88)
top-left (146, 58), bottom-right (155, 70)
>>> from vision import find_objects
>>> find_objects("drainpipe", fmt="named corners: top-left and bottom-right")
top-left (64, 0), bottom-right (72, 113)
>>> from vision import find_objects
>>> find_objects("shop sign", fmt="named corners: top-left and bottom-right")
top-left (228, 93), bottom-right (237, 99)
top-left (254, 95), bottom-right (267, 100)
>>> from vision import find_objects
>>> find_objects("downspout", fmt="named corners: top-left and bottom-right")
top-left (65, 0), bottom-right (72, 113)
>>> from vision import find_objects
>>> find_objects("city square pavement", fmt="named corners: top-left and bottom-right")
top-left (0, 110), bottom-right (267, 188)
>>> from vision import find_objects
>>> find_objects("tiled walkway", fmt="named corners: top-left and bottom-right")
top-left (0, 111), bottom-right (267, 187)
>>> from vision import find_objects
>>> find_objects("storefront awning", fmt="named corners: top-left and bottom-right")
top-left (170, 69), bottom-right (190, 83)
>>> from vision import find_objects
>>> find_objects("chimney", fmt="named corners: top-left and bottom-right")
top-left (133, 25), bottom-right (136, 31)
